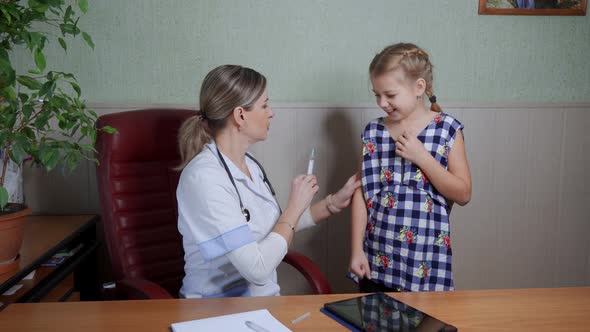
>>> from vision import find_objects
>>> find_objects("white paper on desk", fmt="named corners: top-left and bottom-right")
top-left (171, 309), bottom-right (291, 332)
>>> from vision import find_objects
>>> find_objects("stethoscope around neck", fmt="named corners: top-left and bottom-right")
top-left (216, 148), bottom-right (282, 222)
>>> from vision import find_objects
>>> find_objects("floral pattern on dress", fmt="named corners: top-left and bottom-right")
top-left (380, 166), bottom-right (393, 184)
top-left (381, 192), bottom-right (397, 209)
top-left (423, 196), bottom-right (433, 214)
top-left (398, 226), bottom-right (418, 244)
top-left (367, 220), bottom-right (375, 234)
top-left (374, 251), bottom-right (390, 269)
top-left (417, 262), bottom-right (431, 279)
top-left (363, 138), bottom-right (376, 155)
top-left (414, 168), bottom-right (428, 183)
top-left (436, 231), bottom-right (451, 249)
top-left (437, 141), bottom-right (449, 158)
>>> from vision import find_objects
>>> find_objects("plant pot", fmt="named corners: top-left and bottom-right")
top-left (0, 205), bottom-right (31, 276)
top-left (0, 254), bottom-right (20, 276)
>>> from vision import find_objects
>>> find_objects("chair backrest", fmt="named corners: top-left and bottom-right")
top-left (95, 109), bottom-right (195, 296)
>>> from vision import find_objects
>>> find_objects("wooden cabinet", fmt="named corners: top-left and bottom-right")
top-left (0, 215), bottom-right (100, 311)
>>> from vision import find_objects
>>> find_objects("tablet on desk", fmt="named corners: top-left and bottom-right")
top-left (323, 292), bottom-right (457, 332)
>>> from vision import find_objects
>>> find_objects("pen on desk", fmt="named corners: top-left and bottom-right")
top-left (291, 311), bottom-right (311, 324)
top-left (306, 148), bottom-right (315, 175)
top-left (245, 320), bottom-right (270, 332)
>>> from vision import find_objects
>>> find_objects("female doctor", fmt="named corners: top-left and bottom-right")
top-left (176, 65), bottom-right (360, 298)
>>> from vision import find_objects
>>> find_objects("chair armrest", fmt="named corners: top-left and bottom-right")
top-left (112, 278), bottom-right (174, 300)
top-left (282, 250), bottom-right (332, 294)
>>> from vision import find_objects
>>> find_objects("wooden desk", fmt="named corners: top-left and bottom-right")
top-left (0, 287), bottom-right (588, 331)
top-left (0, 215), bottom-right (100, 310)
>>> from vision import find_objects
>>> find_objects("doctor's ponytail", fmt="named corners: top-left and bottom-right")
top-left (176, 114), bottom-right (211, 170)
top-left (177, 65), bottom-right (267, 170)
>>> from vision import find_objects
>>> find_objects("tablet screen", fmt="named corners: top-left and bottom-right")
top-left (323, 292), bottom-right (457, 332)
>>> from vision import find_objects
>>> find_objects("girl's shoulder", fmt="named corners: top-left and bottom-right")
top-left (362, 117), bottom-right (386, 136)
top-left (433, 113), bottom-right (465, 145)
top-left (437, 112), bottom-right (464, 131)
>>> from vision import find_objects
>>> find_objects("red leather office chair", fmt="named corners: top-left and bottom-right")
top-left (95, 109), bottom-right (331, 299)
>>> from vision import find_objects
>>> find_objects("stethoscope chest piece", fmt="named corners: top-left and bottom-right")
top-left (242, 208), bottom-right (251, 222)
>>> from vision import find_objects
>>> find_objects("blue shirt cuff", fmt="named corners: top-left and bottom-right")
top-left (197, 224), bottom-right (255, 261)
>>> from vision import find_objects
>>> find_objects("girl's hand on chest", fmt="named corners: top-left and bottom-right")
top-left (395, 130), bottom-right (430, 165)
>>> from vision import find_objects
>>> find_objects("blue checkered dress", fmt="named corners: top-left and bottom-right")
top-left (360, 113), bottom-right (463, 292)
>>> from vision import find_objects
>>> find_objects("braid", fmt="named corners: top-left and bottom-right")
top-left (426, 90), bottom-right (442, 113)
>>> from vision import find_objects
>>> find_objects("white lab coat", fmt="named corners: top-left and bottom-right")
top-left (177, 142), bottom-right (313, 298)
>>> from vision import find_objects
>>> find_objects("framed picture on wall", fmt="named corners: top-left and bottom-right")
top-left (479, 0), bottom-right (587, 15)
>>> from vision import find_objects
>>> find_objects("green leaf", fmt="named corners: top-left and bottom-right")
top-left (34, 48), bottom-right (46, 72)
top-left (78, 0), bottom-right (88, 14)
top-left (49, 7), bottom-right (61, 16)
top-left (28, 69), bottom-right (42, 75)
top-left (64, 5), bottom-right (73, 23)
top-left (1, 8), bottom-right (12, 24)
top-left (82, 32), bottom-right (94, 49)
top-left (6, 6), bottom-right (21, 20)
top-left (0, 187), bottom-right (8, 210)
top-left (62, 152), bottom-right (73, 172)
top-left (50, 95), bottom-right (68, 109)
top-left (58, 37), bottom-right (67, 51)
top-left (9, 142), bottom-right (26, 165)
top-left (101, 126), bottom-right (118, 134)
top-left (24, 35), bottom-right (47, 54)
top-left (0, 50), bottom-right (8, 63)
top-left (63, 72), bottom-right (75, 80)
top-left (60, 23), bottom-right (80, 36)
top-left (69, 124), bottom-right (80, 136)
top-left (5, 112), bottom-right (17, 128)
top-left (0, 131), bottom-right (9, 148)
top-left (17, 76), bottom-right (43, 90)
top-left (0, 57), bottom-right (16, 89)
top-left (19, 93), bottom-right (30, 103)
top-left (34, 111), bottom-right (50, 129)
top-left (70, 82), bottom-right (81, 96)
top-left (23, 127), bottom-right (36, 140)
top-left (43, 150), bottom-right (59, 171)
top-left (27, 32), bottom-right (44, 52)
top-left (39, 80), bottom-right (56, 97)
top-left (29, 0), bottom-right (50, 13)
top-left (0, 86), bottom-right (17, 103)
top-left (80, 143), bottom-right (97, 153)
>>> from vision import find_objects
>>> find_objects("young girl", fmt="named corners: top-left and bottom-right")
top-left (349, 43), bottom-right (472, 293)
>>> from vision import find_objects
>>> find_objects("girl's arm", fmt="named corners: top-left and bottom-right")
top-left (349, 183), bottom-right (371, 279)
top-left (349, 157), bottom-right (371, 279)
top-left (305, 174), bottom-right (360, 226)
top-left (397, 130), bottom-right (472, 206)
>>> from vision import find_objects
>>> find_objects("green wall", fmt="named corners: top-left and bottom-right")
top-left (15, 0), bottom-right (590, 104)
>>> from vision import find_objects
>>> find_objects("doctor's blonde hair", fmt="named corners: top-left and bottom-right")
top-left (177, 65), bottom-right (267, 170)
top-left (370, 43), bottom-right (442, 113)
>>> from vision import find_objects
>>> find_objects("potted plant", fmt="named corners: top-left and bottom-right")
top-left (0, 0), bottom-right (115, 275)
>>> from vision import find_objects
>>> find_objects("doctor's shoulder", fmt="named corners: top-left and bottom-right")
top-left (178, 152), bottom-right (231, 191)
